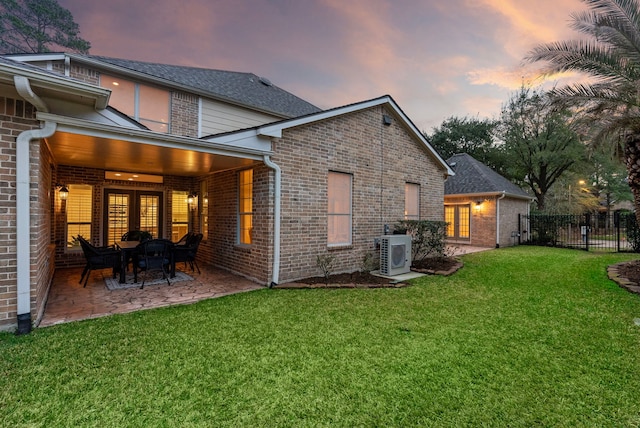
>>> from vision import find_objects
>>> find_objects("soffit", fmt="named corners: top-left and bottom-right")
top-left (46, 131), bottom-right (260, 176)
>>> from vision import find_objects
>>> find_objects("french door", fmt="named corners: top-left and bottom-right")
top-left (104, 189), bottom-right (163, 245)
top-left (445, 205), bottom-right (470, 241)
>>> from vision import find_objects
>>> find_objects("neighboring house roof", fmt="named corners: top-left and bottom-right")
top-left (445, 153), bottom-right (530, 199)
top-left (85, 55), bottom-right (322, 118)
top-left (207, 95), bottom-right (455, 177)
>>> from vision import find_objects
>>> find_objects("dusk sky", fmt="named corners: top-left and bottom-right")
top-left (58, 0), bottom-right (589, 131)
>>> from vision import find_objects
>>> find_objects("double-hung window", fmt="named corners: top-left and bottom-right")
top-left (327, 171), bottom-right (352, 246)
top-left (171, 190), bottom-right (189, 242)
top-left (404, 183), bottom-right (420, 220)
top-left (66, 184), bottom-right (93, 251)
top-left (238, 169), bottom-right (253, 245)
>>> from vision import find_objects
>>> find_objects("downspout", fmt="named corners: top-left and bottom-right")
top-left (13, 76), bottom-right (57, 334)
top-left (263, 155), bottom-right (281, 287)
top-left (495, 191), bottom-right (506, 248)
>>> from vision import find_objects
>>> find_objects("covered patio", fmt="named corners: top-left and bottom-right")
top-left (39, 264), bottom-right (264, 327)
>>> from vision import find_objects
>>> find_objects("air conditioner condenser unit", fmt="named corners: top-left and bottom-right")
top-left (380, 235), bottom-right (412, 276)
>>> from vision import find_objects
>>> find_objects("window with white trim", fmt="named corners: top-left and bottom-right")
top-left (327, 171), bottom-right (352, 246)
top-left (238, 169), bottom-right (253, 245)
top-left (66, 184), bottom-right (93, 251)
top-left (101, 74), bottom-right (170, 133)
top-left (171, 190), bottom-right (189, 242)
top-left (404, 183), bottom-right (420, 220)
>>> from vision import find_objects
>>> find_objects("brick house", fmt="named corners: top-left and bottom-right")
top-left (444, 153), bottom-right (532, 248)
top-left (0, 53), bottom-right (453, 333)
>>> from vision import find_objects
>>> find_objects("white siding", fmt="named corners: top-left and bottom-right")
top-left (201, 98), bottom-right (281, 136)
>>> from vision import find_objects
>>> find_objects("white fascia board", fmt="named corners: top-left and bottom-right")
top-left (0, 61), bottom-right (110, 109)
top-left (257, 97), bottom-right (392, 137)
top-left (445, 191), bottom-right (533, 201)
top-left (38, 112), bottom-right (269, 160)
top-left (3, 53), bottom-right (67, 62)
top-left (255, 95), bottom-right (455, 177)
top-left (204, 129), bottom-right (272, 152)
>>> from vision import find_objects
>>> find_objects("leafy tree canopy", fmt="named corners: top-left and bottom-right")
top-left (525, 0), bottom-right (640, 222)
top-left (0, 0), bottom-right (90, 54)
top-left (425, 116), bottom-right (507, 174)
top-left (497, 87), bottom-right (586, 211)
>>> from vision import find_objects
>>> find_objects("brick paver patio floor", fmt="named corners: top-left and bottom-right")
top-left (39, 264), bottom-right (264, 328)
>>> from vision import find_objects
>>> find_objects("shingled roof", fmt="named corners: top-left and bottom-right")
top-left (86, 55), bottom-right (321, 118)
top-left (445, 153), bottom-right (530, 199)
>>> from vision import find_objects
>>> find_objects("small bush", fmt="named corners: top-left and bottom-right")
top-left (316, 254), bottom-right (336, 283)
top-left (360, 251), bottom-right (378, 273)
top-left (395, 220), bottom-right (449, 262)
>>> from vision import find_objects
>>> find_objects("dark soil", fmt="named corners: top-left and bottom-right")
top-left (296, 257), bottom-right (460, 286)
top-left (614, 260), bottom-right (640, 286)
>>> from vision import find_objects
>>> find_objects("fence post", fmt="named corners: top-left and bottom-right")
top-left (615, 211), bottom-right (621, 252)
top-left (585, 213), bottom-right (591, 251)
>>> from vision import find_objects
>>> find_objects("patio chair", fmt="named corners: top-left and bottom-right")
top-left (136, 239), bottom-right (174, 289)
top-left (78, 236), bottom-right (121, 287)
top-left (121, 230), bottom-right (153, 242)
top-left (174, 231), bottom-right (194, 246)
top-left (121, 230), bottom-right (152, 271)
top-left (172, 233), bottom-right (203, 275)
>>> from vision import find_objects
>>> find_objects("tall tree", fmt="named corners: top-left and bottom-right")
top-left (498, 87), bottom-right (585, 211)
top-left (0, 0), bottom-right (90, 54)
top-left (525, 0), bottom-right (640, 223)
top-left (426, 116), bottom-right (506, 174)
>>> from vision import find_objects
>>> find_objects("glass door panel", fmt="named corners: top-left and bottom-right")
top-left (106, 191), bottom-right (131, 245)
top-left (104, 190), bottom-right (163, 245)
top-left (139, 194), bottom-right (160, 238)
top-left (445, 205), bottom-right (470, 241)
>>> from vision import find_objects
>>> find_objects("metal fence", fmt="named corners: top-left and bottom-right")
top-left (518, 212), bottom-right (640, 253)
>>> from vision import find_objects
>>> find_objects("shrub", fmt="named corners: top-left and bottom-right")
top-left (621, 213), bottom-right (640, 252)
top-left (316, 254), bottom-right (336, 283)
top-left (395, 220), bottom-right (449, 262)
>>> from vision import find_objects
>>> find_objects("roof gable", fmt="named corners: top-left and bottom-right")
top-left (445, 153), bottom-right (530, 199)
top-left (207, 95), bottom-right (455, 176)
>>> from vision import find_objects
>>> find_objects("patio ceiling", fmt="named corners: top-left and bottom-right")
top-left (47, 131), bottom-right (260, 177)
top-left (38, 112), bottom-right (269, 177)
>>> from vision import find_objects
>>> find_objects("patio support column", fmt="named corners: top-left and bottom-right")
top-left (263, 155), bottom-right (281, 286)
top-left (14, 76), bottom-right (57, 334)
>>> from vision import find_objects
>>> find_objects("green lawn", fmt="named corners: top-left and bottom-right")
top-left (2, 247), bottom-right (640, 427)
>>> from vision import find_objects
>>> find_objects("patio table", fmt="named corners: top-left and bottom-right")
top-left (115, 240), bottom-right (139, 283)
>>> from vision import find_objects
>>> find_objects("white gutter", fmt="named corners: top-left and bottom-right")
top-left (262, 155), bottom-right (281, 286)
top-left (13, 76), bottom-right (57, 334)
top-left (496, 191), bottom-right (506, 248)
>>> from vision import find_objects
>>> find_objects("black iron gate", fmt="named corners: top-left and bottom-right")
top-left (518, 212), bottom-right (640, 252)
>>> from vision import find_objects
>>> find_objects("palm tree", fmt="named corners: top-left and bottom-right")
top-left (525, 0), bottom-right (640, 222)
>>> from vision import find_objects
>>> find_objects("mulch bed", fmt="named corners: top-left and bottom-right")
top-left (275, 257), bottom-right (463, 289)
top-left (608, 260), bottom-right (640, 295)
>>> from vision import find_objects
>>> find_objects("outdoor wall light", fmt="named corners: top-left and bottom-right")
top-left (56, 184), bottom-right (69, 201)
top-left (474, 200), bottom-right (482, 211)
top-left (187, 192), bottom-right (198, 209)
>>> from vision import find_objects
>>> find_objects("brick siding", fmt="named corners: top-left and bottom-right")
top-left (445, 195), bottom-right (530, 248)
top-left (0, 96), bottom-right (40, 331)
top-left (200, 106), bottom-right (446, 284)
